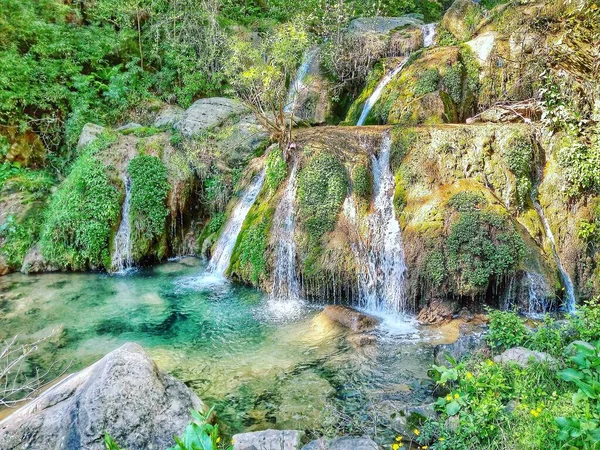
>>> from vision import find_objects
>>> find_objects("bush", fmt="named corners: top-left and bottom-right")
top-left (558, 141), bottom-right (600, 197)
top-left (265, 146), bottom-right (287, 193)
top-left (128, 155), bottom-right (170, 258)
top-left (352, 164), bottom-right (371, 199)
top-left (485, 310), bottom-right (530, 351)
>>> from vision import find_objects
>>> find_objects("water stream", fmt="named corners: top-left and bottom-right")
top-left (284, 48), bottom-right (319, 114)
top-left (357, 59), bottom-right (408, 126)
top-left (111, 177), bottom-right (133, 273)
top-left (422, 23), bottom-right (437, 47)
top-left (207, 170), bottom-right (266, 276)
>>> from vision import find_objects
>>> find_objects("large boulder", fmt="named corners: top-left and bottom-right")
top-left (348, 16), bottom-right (423, 35)
top-left (154, 105), bottom-right (185, 128)
top-left (233, 430), bottom-right (301, 450)
top-left (0, 343), bottom-right (204, 450)
top-left (441, 0), bottom-right (482, 42)
top-left (77, 123), bottom-right (105, 149)
top-left (493, 347), bottom-right (555, 367)
top-left (174, 97), bottom-right (248, 137)
top-left (322, 305), bottom-right (380, 332)
top-left (302, 436), bottom-right (378, 450)
top-left (434, 325), bottom-right (487, 366)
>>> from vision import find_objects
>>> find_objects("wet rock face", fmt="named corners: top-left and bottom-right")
top-left (417, 300), bottom-right (456, 324)
top-left (302, 436), bottom-right (378, 450)
top-left (322, 305), bottom-right (380, 332)
top-left (232, 430), bottom-right (301, 450)
top-left (0, 343), bottom-right (204, 450)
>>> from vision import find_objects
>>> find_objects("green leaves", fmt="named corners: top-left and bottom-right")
top-left (265, 147), bottom-right (287, 193)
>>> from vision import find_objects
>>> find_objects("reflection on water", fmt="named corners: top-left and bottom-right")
top-left (0, 258), bottom-right (441, 441)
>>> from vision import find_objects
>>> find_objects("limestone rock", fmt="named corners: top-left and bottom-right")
top-left (0, 343), bottom-right (204, 450)
top-left (154, 105), bottom-right (185, 128)
top-left (0, 253), bottom-right (11, 276)
top-left (116, 122), bottom-right (143, 131)
top-left (417, 300), bottom-right (456, 325)
top-left (302, 436), bottom-right (378, 450)
top-left (441, 0), bottom-right (482, 42)
top-left (233, 430), bottom-right (301, 450)
top-left (493, 347), bottom-right (555, 367)
top-left (465, 31), bottom-right (497, 64)
top-left (77, 123), bottom-right (105, 149)
top-left (21, 244), bottom-right (57, 274)
top-left (174, 97), bottom-right (248, 137)
top-left (322, 305), bottom-right (380, 332)
top-left (348, 16), bottom-right (423, 35)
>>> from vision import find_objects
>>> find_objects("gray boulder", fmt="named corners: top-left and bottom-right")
top-left (77, 123), bottom-right (105, 149)
top-left (493, 347), bottom-right (555, 367)
top-left (116, 122), bottom-right (143, 131)
top-left (348, 16), bottom-right (423, 34)
top-left (434, 327), bottom-right (487, 366)
top-left (175, 97), bottom-right (248, 137)
top-left (154, 105), bottom-right (185, 128)
top-left (322, 305), bottom-right (380, 332)
top-left (0, 343), bottom-right (204, 450)
top-left (21, 244), bottom-right (57, 274)
top-left (233, 430), bottom-right (301, 450)
top-left (302, 436), bottom-right (378, 450)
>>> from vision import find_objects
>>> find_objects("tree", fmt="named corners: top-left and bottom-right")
top-left (225, 22), bottom-right (309, 151)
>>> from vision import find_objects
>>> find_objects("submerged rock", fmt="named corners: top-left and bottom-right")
top-left (232, 429), bottom-right (301, 450)
top-left (434, 324), bottom-right (487, 366)
top-left (77, 123), bottom-right (105, 149)
top-left (0, 343), bottom-right (204, 450)
top-left (322, 305), bottom-right (380, 332)
top-left (302, 436), bottom-right (378, 450)
top-left (493, 347), bottom-right (555, 367)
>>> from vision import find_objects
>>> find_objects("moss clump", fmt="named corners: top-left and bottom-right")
top-left (447, 191), bottom-right (485, 212)
top-left (394, 169), bottom-right (409, 215)
top-left (390, 127), bottom-right (417, 171)
top-left (128, 155), bottom-right (170, 259)
top-left (557, 141), bottom-right (600, 198)
top-left (0, 205), bottom-right (46, 267)
top-left (352, 163), bottom-right (371, 199)
top-left (504, 137), bottom-right (534, 208)
top-left (40, 133), bottom-right (121, 270)
top-left (196, 212), bottom-right (226, 254)
top-left (265, 146), bottom-right (287, 193)
top-left (414, 69), bottom-right (441, 96)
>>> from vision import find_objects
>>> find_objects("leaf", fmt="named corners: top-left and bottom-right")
top-left (446, 401), bottom-right (461, 416)
top-left (558, 368), bottom-right (584, 382)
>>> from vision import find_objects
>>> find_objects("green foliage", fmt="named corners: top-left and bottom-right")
top-left (447, 191), bottom-right (485, 213)
top-left (128, 155), bottom-right (170, 258)
top-left (505, 138), bottom-right (534, 208)
top-left (485, 310), bottom-right (530, 351)
top-left (442, 62), bottom-right (464, 106)
top-left (426, 250), bottom-right (447, 287)
top-left (40, 134), bottom-right (121, 270)
top-left (414, 69), bottom-right (441, 97)
top-left (436, 27), bottom-right (459, 46)
top-left (265, 147), bottom-right (287, 193)
top-left (297, 153), bottom-right (348, 244)
top-left (352, 164), bottom-right (371, 199)
top-left (0, 207), bottom-right (45, 268)
top-left (390, 128), bottom-right (416, 171)
top-left (104, 434), bottom-right (121, 450)
top-left (236, 216), bottom-right (271, 285)
top-left (202, 170), bottom-right (231, 215)
top-left (393, 169), bottom-right (409, 214)
top-left (558, 141), bottom-right (600, 197)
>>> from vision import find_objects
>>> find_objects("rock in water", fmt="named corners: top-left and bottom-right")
top-left (0, 343), bottom-right (204, 450)
top-left (233, 430), bottom-right (301, 450)
top-left (322, 305), bottom-right (380, 332)
top-left (302, 436), bottom-right (378, 450)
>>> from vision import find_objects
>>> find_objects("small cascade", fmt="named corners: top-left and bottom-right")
top-left (357, 58), bottom-right (408, 126)
top-left (207, 169), bottom-right (266, 276)
top-left (531, 193), bottom-right (576, 313)
top-left (270, 158), bottom-right (301, 303)
top-left (284, 47), bottom-right (319, 113)
top-left (349, 132), bottom-right (408, 313)
top-left (526, 272), bottom-right (553, 316)
top-left (111, 177), bottom-right (133, 273)
top-left (422, 23), bottom-right (437, 47)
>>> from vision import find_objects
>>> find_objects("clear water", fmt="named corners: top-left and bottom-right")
top-left (111, 177), bottom-right (133, 273)
top-left (0, 258), bottom-right (442, 441)
top-left (208, 169), bottom-right (266, 276)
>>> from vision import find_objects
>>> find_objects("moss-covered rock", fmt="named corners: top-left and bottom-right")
top-left (441, 0), bottom-right (484, 42)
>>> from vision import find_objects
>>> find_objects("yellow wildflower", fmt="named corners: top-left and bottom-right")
top-left (530, 409), bottom-right (540, 417)
top-left (421, 447), bottom-right (428, 449)
top-left (466, 372), bottom-right (473, 379)
top-left (414, 429), bottom-right (420, 436)
top-left (217, 437), bottom-right (221, 443)
top-left (536, 407), bottom-right (542, 413)
top-left (392, 444), bottom-right (404, 450)
top-left (454, 393), bottom-right (460, 399)
top-left (439, 437), bottom-right (446, 441)
top-left (395, 436), bottom-right (402, 441)
top-left (487, 360), bottom-right (494, 366)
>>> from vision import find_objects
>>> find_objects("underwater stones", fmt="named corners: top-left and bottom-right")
top-left (0, 343), bottom-right (204, 450)
top-left (346, 333), bottom-right (377, 347)
top-left (232, 429), bottom-right (301, 450)
top-left (434, 324), bottom-right (487, 366)
top-left (77, 123), bottom-right (105, 149)
top-left (493, 347), bottom-right (556, 368)
top-left (174, 97), bottom-right (247, 137)
top-left (154, 105), bottom-right (185, 128)
top-left (322, 305), bottom-right (380, 332)
top-left (302, 436), bottom-right (378, 450)
top-left (441, 0), bottom-right (482, 42)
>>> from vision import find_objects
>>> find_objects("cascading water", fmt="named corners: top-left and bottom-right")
top-left (111, 177), bottom-right (133, 273)
top-left (422, 23), bottom-right (437, 47)
top-left (270, 158), bottom-right (301, 304)
top-left (356, 59), bottom-right (408, 126)
top-left (284, 48), bottom-right (319, 113)
top-left (531, 191), bottom-right (576, 313)
top-left (207, 169), bottom-right (266, 276)
top-left (526, 272), bottom-right (553, 317)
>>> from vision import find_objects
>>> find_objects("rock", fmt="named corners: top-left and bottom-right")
top-left (174, 97), bottom-right (248, 137)
top-left (348, 16), bottom-right (423, 35)
top-left (434, 325), bottom-right (487, 366)
top-left (322, 305), bottom-right (380, 332)
top-left (0, 253), bottom-right (11, 276)
top-left (465, 31), bottom-right (497, 64)
top-left (291, 50), bottom-right (334, 124)
top-left (417, 300), bottom-right (456, 324)
top-left (346, 333), bottom-right (377, 347)
top-left (116, 122), bottom-right (143, 131)
top-left (77, 123), bottom-right (105, 149)
top-left (20, 244), bottom-right (57, 274)
top-left (302, 436), bottom-right (378, 450)
top-left (0, 343), bottom-right (204, 450)
top-left (233, 430), bottom-right (301, 450)
top-left (215, 113), bottom-right (269, 166)
top-left (1, 126), bottom-right (46, 168)
top-left (466, 100), bottom-right (542, 124)
top-left (154, 105), bottom-right (185, 128)
top-left (441, 0), bottom-right (482, 42)
top-left (493, 347), bottom-right (555, 367)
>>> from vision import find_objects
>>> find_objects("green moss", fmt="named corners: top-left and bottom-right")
top-left (425, 249), bottom-right (446, 287)
top-left (414, 69), bottom-right (441, 96)
top-left (40, 133), bottom-right (121, 270)
top-left (394, 169), bottom-right (409, 215)
top-left (442, 61), bottom-right (464, 106)
top-left (447, 191), bottom-right (486, 212)
top-left (0, 204), bottom-right (46, 268)
top-left (196, 212), bottom-right (226, 254)
top-left (352, 163), bottom-right (371, 199)
top-left (265, 146), bottom-right (287, 193)
top-left (128, 155), bottom-right (170, 260)
top-left (390, 127), bottom-right (417, 171)
top-left (344, 63), bottom-right (384, 125)
top-left (436, 27), bottom-right (459, 46)
top-left (504, 137), bottom-right (535, 208)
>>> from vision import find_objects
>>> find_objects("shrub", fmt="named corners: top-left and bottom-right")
top-left (128, 155), bottom-right (170, 258)
top-left (505, 138), bottom-right (535, 208)
top-left (485, 310), bottom-right (530, 351)
top-left (265, 146), bottom-right (287, 193)
top-left (352, 164), bottom-right (371, 199)
top-left (447, 191), bottom-right (485, 212)
top-left (390, 128), bottom-right (416, 171)
top-left (558, 141), bottom-right (600, 197)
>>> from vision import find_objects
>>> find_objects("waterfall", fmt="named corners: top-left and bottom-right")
top-left (284, 48), bottom-right (319, 113)
top-left (531, 193), bottom-right (576, 313)
top-left (207, 169), bottom-right (266, 276)
top-left (270, 158), bottom-right (301, 302)
top-left (526, 272), bottom-right (553, 316)
top-left (111, 177), bottom-right (133, 273)
top-left (422, 23), bottom-right (437, 47)
top-left (346, 132), bottom-right (408, 313)
top-left (357, 58), bottom-right (408, 126)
